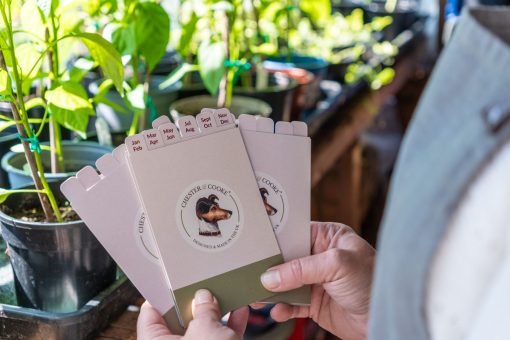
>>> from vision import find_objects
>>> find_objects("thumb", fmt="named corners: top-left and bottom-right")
top-left (192, 289), bottom-right (221, 321)
top-left (260, 248), bottom-right (347, 292)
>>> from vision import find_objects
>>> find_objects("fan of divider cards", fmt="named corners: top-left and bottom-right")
top-left (61, 109), bottom-right (310, 329)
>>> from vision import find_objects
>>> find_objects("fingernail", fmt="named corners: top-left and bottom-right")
top-left (260, 270), bottom-right (281, 290)
top-left (194, 289), bottom-right (213, 305)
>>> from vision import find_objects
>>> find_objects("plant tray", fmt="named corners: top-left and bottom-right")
top-left (0, 238), bottom-right (140, 339)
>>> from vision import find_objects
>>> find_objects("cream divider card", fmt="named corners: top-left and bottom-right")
top-left (125, 109), bottom-right (283, 327)
top-left (239, 114), bottom-right (311, 305)
top-left (60, 146), bottom-right (185, 334)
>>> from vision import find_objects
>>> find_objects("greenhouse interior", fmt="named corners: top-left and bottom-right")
top-left (0, 0), bottom-right (509, 339)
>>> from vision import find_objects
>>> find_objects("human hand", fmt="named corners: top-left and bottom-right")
top-left (137, 289), bottom-right (249, 340)
top-left (259, 222), bottom-right (375, 340)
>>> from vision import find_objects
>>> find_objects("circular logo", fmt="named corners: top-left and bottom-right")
top-left (176, 181), bottom-right (243, 252)
top-left (134, 210), bottom-right (160, 263)
top-left (256, 172), bottom-right (289, 233)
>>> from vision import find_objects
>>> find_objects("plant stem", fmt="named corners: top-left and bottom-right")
top-left (0, 3), bottom-right (62, 222)
top-left (217, 11), bottom-right (230, 108)
top-left (139, 71), bottom-right (151, 132)
top-left (47, 11), bottom-right (65, 173)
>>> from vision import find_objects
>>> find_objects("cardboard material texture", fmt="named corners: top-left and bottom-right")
top-left (239, 114), bottom-right (311, 305)
top-left (60, 146), bottom-right (185, 335)
top-left (125, 111), bottom-right (283, 327)
top-left (61, 109), bottom-right (312, 330)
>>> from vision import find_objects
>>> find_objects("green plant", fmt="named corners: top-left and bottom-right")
top-left (256, 0), bottom-right (332, 58)
top-left (94, 0), bottom-right (170, 134)
top-left (162, 0), bottom-right (271, 108)
top-left (0, 0), bottom-right (123, 222)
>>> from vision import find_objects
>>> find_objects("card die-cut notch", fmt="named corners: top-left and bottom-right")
top-left (176, 116), bottom-right (199, 137)
top-left (275, 121), bottom-right (293, 135)
top-left (95, 154), bottom-right (119, 176)
top-left (112, 144), bottom-right (128, 163)
top-left (143, 129), bottom-right (165, 150)
top-left (60, 177), bottom-right (85, 199)
top-left (152, 115), bottom-right (172, 129)
top-left (238, 114), bottom-right (257, 131)
top-left (158, 122), bottom-right (181, 145)
top-left (291, 121), bottom-right (308, 137)
top-left (256, 117), bottom-right (274, 133)
top-left (76, 166), bottom-right (101, 190)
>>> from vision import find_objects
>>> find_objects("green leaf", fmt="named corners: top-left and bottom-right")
top-left (69, 58), bottom-right (96, 82)
top-left (15, 43), bottom-right (43, 78)
top-left (0, 121), bottom-right (16, 133)
top-left (20, 0), bottom-right (46, 41)
top-left (211, 1), bottom-right (234, 12)
top-left (45, 81), bottom-right (94, 138)
top-left (24, 97), bottom-right (46, 111)
top-left (126, 85), bottom-right (145, 111)
top-left (159, 63), bottom-right (199, 90)
top-left (0, 69), bottom-right (11, 95)
top-left (299, 0), bottom-right (331, 24)
top-left (134, 2), bottom-right (170, 72)
top-left (370, 68), bottom-right (395, 90)
top-left (0, 189), bottom-right (14, 204)
top-left (74, 32), bottom-right (124, 94)
top-left (198, 42), bottom-right (225, 96)
top-left (111, 22), bottom-right (137, 56)
top-left (0, 32), bottom-right (12, 67)
top-left (177, 12), bottom-right (199, 57)
top-left (36, 0), bottom-right (59, 18)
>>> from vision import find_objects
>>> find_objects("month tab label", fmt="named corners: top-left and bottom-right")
top-left (158, 122), bottom-right (180, 145)
top-left (143, 129), bottom-right (164, 150)
top-left (214, 109), bottom-right (235, 127)
top-left (177, 116), bottom-right (200, 138)
top-left (126, 135), bottom-right (146, 154)
top-left (197, 109), bottom-right (218, 133)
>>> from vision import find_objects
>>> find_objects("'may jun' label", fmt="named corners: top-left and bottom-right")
top-left (176, 181), bottom-right (243, 252)
top-left (256, 172), bottom-right (289, 233)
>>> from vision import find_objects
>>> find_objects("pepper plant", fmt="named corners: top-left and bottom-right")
top-left (0, 0), bottom-right (124, 222)
top-left (162, 0), bottom-right (264, 108)
top-left (89, 0), bottom-right (170, 134)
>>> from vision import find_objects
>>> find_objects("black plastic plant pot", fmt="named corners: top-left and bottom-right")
top-left (0, 127), bottom-right (19, 189)
top-left (152, 49), bottom-right (182, 76)
top-left (169, 95), bottom-right (272, 121)
top-left (233, 73), bottom-right (298, 121)
top-left (89, 75), bottom-right (182, 133)
top-left (264, 55), bottom-right (328, 112)
top-left (176, 72), bottom-right (298, 121)
top-left (1, 141), bottom-right (112, 189)
top-left (0, 182), bottom-right (117, 313)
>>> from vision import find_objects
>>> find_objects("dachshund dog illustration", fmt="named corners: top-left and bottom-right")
top-left (260, 188), bottom-right (277, 216)
top-left (196, 194), bottom-right (232, 236)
